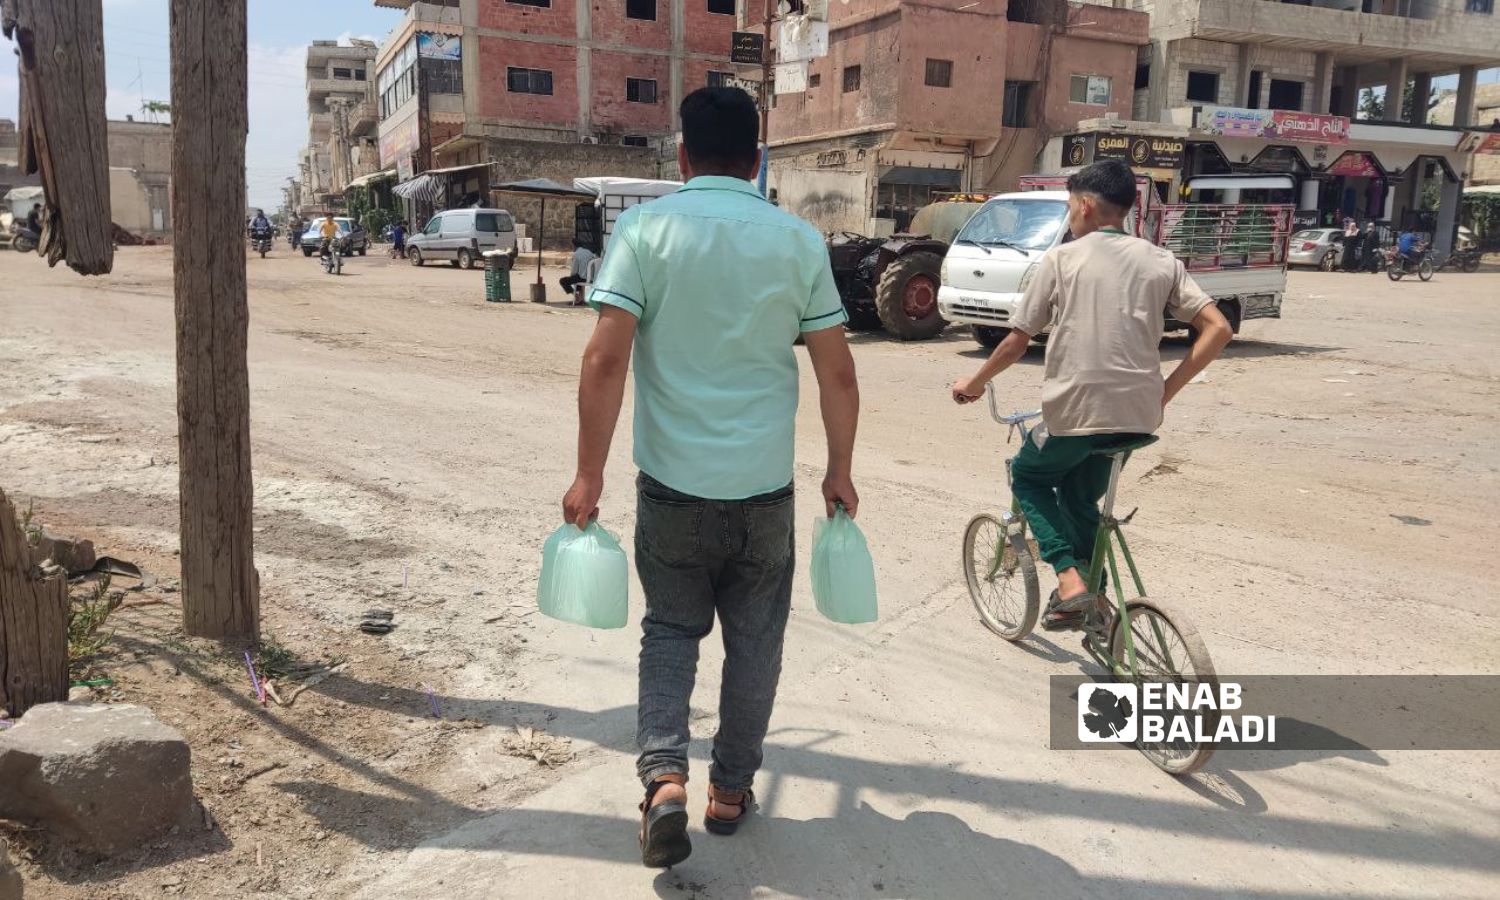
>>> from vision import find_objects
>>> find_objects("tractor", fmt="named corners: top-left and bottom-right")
top-left (826, 195), bottom-right (988, 341)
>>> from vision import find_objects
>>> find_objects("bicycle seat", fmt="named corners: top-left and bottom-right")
top-left (1088, 434), bottom-right (1160, 458)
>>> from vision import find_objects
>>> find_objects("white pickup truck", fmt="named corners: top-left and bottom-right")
top-left (937, 175), bottom-right (1293, 348)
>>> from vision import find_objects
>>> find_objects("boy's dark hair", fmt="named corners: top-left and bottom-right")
top-left (1067, 159), bottom-right (1138, 213)
top-left (680, 87), bottom-right (759, 177)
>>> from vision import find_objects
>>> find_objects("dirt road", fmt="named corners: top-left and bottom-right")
top-left (1, 246), bottom-right (1497, 898)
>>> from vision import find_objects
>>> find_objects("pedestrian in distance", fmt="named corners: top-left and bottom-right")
top-left (561, 85), bottom-right (861, 869)
top-left (952, 159), bottom-right (1234, 631)
top-left (559, 237), bottom-right (596, 305)
top-left (1342, 217), bottom-right (1362, 271)
top-left (1361, 221), bottom-right (1382, 273)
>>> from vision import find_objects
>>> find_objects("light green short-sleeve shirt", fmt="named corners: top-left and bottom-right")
top-left (588, 176), bottom-right (847, 500)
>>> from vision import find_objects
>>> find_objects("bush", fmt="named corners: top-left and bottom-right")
top-left (362, 207), bottom-right (398, 241)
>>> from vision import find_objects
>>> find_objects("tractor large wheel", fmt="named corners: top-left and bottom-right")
top-left (875, 251), bottom-right (946, 341)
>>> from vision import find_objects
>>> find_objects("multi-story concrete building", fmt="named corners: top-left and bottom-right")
top-left (765, 0), bottom-right (1151, 234)
top-left (300, 39), bottom-right (380, 211)
top-left (107, 117), bottom-right (172, 235)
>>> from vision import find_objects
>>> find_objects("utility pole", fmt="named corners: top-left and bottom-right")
top-left (170, 0), bottom-right (259, 643)
top-left (758, 0), bottom-right (773, 195)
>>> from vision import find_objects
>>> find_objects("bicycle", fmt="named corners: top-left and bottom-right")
top-left (962, 389), bottom-right (1221, 774)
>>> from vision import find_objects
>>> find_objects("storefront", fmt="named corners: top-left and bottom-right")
top-left (1060, 130), bottom-right (1187, 202)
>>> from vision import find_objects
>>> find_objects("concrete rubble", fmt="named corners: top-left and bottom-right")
top-left (0, 703), bottom-right (198, 856)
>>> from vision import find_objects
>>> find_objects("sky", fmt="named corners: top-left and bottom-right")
top-left (0, 0), bottom-right (402, 212)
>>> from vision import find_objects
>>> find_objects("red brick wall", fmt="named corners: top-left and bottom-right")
top-left (591, 50), bottom-right (672, 133)
top-left (592, 0), bottom-right (671, 52)
top-left (685, 2), bottom-right (736, 56)
top-left (476, 0), bottom-right (575, 37)
top-left (478, 35), bottom-right (578, 127)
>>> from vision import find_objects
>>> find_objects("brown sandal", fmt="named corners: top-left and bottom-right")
top-left (639, 774), bottom-right (690, 868)
top-left (704, 785), bottom-right (754, 836)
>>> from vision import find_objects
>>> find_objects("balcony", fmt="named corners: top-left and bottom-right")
top-left (306, 77), bottom-right (372, 100)
top-left (1156, 0), bottom-right (1500, 67)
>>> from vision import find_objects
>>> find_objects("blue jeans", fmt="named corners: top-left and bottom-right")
top-left (634, 472), bottom-right (795, 792)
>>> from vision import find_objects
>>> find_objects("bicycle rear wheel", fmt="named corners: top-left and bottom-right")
top-left (1108, 597), bottom-right (1220, 775)
top-left (962, 514), bottom-right (1040, 641)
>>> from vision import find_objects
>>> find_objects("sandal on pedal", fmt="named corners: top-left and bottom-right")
top-left (639, 775), bottom-right (691, 868)
top-left (704, 785), bottom-right (754, 836)
top-left (1041, 590), bottom-right (1094, 632)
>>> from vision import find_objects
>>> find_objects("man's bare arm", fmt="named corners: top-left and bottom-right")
top-left (1163, 304), bottom-right (1232, 408)
top-left (562, 306), bottom-right (638, 526)
top-left (952, 328), bottom-right (1033, 402)
top-left (803, 325), bottom-right (861, 518)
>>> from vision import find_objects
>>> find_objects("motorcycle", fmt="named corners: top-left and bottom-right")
top-left (319, 237), bottom-right (343, 275)
top-left (249, 225), bottom-right (273, 258)
top-left (1434, 246), bottom-right (1483, 274)
top-left (1385, 243), bottom-right (1434, 282)
top-left (11, 225), bottom-right (38, 254)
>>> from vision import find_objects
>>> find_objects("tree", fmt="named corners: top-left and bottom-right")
top-left (1358, 83), bottom-right (1441, 122)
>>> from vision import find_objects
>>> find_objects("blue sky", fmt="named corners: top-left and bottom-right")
top-left (0, 0), bottom-right (403, 210)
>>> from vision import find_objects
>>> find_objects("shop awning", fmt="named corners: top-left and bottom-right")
top-left (346, 169), bottom-right (396, 189)
top-left (423, 163), bottom-right (490, 177)
top-left (392, 173), bottom-right (444, 204)
top-left (1186, 175), bottom-right (1295, 191)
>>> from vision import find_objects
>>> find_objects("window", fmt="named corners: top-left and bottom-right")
top-left (354, 70), bottom-right (367, 81)
top-left (476, 212), bottom-right (514, 233)
top-left (422, 57), bottom-right (463, 95)
top-left (1069, 74), bottom-right (1111, 105)
top-left (507, 67), bottom-right (554, 95)
top-left (507, 0), bottom-right (550, 6)
top-left (1186, 70), bottom-right (1219, 103)
top-left (707, 71), bottom-right (734, 88)
top-left (626, 0), bottom-right (657, 20)
top-left (423, 216), bottom-right (441, 235)
top-left (1466, 0), bottom-right (1493, 12)
top-left (622, 135), bottom-right (649, 147)
top-left (808, 73), bottom-right (821, 88)
top-left (1247, 71), bottom-right (1263, 109)
top-left (925, 59), bottom-right (953, 88)
top-left (1135, 63), bottom-right (1150, 91)
top-left (1006, 0), bottom-right (1046, 23)
top-left (1268, 78), bottom-right (1305, 111)
top-left (707, 0), bottom-right (735, 13)
top-left (332, 67), bottom-right (351, 79)
top-left (843, 65), bottom-right (861, 92)
top-left (1002, 80), bottom-right (1035, 128)
top-left (376, 40), bottom-right (419, 120)
top-left (626, 78), bottom-right (658, 104)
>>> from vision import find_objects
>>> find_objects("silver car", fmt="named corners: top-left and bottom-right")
top-left (1288, 228), bottom-right (1347, 271)
top-left (407, 208), bottom-right (518, 270)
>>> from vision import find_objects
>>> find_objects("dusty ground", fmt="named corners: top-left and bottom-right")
top-left (0, 244), bottom-right (1497, 899)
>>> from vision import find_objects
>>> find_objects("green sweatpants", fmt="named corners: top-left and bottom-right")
top-left (1010, 431), bottom-right (1144, 576)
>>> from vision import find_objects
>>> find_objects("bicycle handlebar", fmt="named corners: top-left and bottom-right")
top-left (985, 386), bottom-right (1042, 427)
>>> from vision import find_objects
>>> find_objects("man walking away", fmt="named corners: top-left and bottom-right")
top-left (951, 159), bottom-right (1232, 630)
top-left (560, 237), bottom-right (597, 305)
top-left (562, 86), bottom-right (860, 869)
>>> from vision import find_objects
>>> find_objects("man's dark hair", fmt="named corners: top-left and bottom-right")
top-left (1067, 159), bottom-right (1137, 213)
top-left (680, 87), bottom-right (759, 177)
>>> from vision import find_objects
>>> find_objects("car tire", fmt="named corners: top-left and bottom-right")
top-left (973, 325), bottom-right (1009, 349)
top-left (409, 247), bottom-right (424, 267)
top-left (357, 246), bottom-right (367, 257)
top-left (1187, 300), bottom-right (1240, 344)
top-left (302, 248), bottom-right (313, 257)
top-left (457, 248), bottom-right (474, 270)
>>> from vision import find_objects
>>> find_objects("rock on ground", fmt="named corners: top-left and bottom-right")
top-left (29, 529), bottom-right (95, 575)
top-left (0, 703), bottom-right (198, 856)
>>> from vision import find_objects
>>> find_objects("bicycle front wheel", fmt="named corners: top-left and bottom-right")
top-left (1109, 597), bottom-right (1220, 775)
top-left (962, 514), bottom-right (1040, 641)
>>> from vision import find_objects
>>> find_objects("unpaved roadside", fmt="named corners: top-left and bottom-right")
top-left (1, 247), bottom-right (1497, 899)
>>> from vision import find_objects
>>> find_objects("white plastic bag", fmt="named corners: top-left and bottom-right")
top-left (537, 522), bottom-right (629, 629)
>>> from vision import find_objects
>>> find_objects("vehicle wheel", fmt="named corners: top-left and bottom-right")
top-left (14, 236), bottom-right (35, 253)
top-left (1319, 251), bottom-right (1338, 272)
top-left (1463, 255), bottom-right (1481, 273)
top-left (1417, 258), bottom-right (1434, 281)
top-left (962, 514), bottom-right (1040, 642)
top-left (1387, 263), bottom-right (1403, 281)
top-left (973, 325), bottom-right (1009, 349)
top-left (1031, 332), bottom-right (1050, 345)
top-left (409, 248), bottom-right (424, 267)
top-left (1107, 596), bottom-right (1220, 776)
top-left (845, 306), bottom-right (883, 332)
top-left (875, 251), bottom-right (947, 341)
top-left (457, 248), bottom-right (474, 270)
top-left (357, 246), bottom-right (367, 257)
top-left (259, 249), bottom-right (267, 258)
top-left (302, 248), bottom-right (313, 257)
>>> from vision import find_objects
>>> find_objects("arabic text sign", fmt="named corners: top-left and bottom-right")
top-left (731, 31), bottom-right (765, 65)
top-left (1326, 152), bottom-right (1382, 178)
top-left (1270, 111), bottom-right (1348, 145)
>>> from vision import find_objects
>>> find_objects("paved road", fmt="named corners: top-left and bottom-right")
top-left (1, 247), bottom-right (1496, 898)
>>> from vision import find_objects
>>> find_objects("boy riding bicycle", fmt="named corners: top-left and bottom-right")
top-left (952, 160), bottom-right (1232, 630)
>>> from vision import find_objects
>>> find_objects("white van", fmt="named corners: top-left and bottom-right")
top-left (407, 208), bottom-right (517, 270)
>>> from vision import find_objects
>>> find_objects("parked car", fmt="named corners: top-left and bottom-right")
top-left (300, 217), bottom-right (369, 257)
top-left (406, 208), bottom-right (518, 270)
top-left (1288, 228), bottom-right (1346, 271)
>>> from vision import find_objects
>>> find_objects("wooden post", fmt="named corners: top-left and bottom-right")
top-left (0, 489), bottom-right (69, 717)
top-left (1, 0), bottom-right (114, 274)
top-left (170, 0), bottom-right (259, 642)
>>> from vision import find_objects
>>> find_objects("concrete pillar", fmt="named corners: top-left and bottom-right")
top-left (576, 0), bottom-right (592, 138)
top-left (1433, 176), bottom-right (1461, 256)
top-left (1335, 66), bottom-right (1360, 119)
top-left (1410, 72), bottom-right (1431, 126)
top-left (1146, 39), bottom-right (1171, 122)
top-left (1383, 58), bottom-right (1408, 123)
top-left (1235, 43), bottom-right (1255, 108)
top-left (1313, 52), bottom-right (1335, 115)
top-left (670, 0), bottom-right (685, 132)
top-left (1300, 178), bottom-right (1319, 211)
top-left (1455, 65), bottom-right (1479, 128)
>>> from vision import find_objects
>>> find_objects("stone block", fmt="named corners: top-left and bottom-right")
top-left (29, 530), bottom-right (95, 575)
top-left (0, 703), bottom-right (197, 856)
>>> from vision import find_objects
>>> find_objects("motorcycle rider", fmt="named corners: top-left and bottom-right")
top-left (318, 213), bottom-right (340, 257)
top-left (24, 203), bottom-right (41, 235)
top-left (1396, 228), bottom-right (1420, 271)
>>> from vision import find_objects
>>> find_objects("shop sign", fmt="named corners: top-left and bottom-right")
top-left (1063, 133), bottom-right (1092, 167)
top-left (416, 32), bottom-right (460, 61)
top-left (817, 149), bottom-right (848, 168)
top-left (1063, 133), bottom-right (1183, 169)
top-left (774, 61), bottom-right (807, 95)
top-left (1327, 151), bottom-right (1382, 178)
top-left (379, 111), bottom-right (421, 168)
top-left (1202, 107), bottom-right (1348, 145)
top-left (731, 31), bottom-right (765, 65)
top-left (1474, 132), bottom-right (1500, 155)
